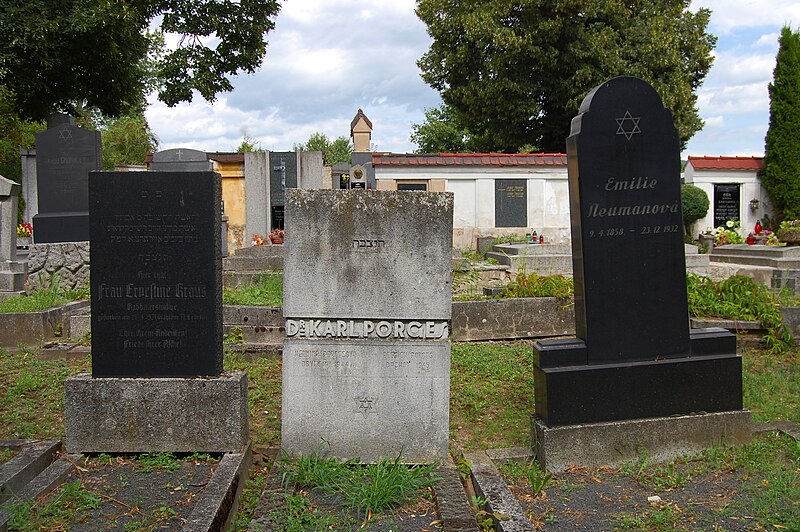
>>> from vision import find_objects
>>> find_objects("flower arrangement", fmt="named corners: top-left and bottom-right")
top-left (16, 222), bottom-right (32, 238)
top-left (777, 219), bottom-right (800, 244)
top-left (714, 220), bottom-right (743, 246)
top-left (251, 234), bottom-right (266, 246)
top-left (269, 228), bottom-right (285, 243)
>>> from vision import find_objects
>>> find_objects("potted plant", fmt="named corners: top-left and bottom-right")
top-left (269, 228), bottom-right (285, 245)
top-left (777, 219), bottom-right (800, 245)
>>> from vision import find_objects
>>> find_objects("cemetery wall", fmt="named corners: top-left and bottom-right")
top-left (373, 154), bottom-right (571, 249)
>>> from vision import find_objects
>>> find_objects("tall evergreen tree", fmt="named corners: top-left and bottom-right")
top-left (416, 0), bottom-right (716, 153)
top-left (760, 26), bottom-right (800, 221)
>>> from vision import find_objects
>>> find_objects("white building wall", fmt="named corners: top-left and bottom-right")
top-left (376, 165), bottom-right (569, 249)
top-left (684, 166), bottom-right (772, 236)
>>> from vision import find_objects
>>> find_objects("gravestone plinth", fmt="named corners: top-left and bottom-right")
top-left (64, 171), bottom-right (247, 453)
top-left (282, 190), bottom-right (453, 463)
top-left (32, 115), bottom-right (101, 243)
top-left (0, 176), bottom-right (27, 299)
top-left (532, 77), bottom-right (748, 470)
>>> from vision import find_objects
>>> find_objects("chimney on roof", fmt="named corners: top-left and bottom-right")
top-left (350, 108), bottom-right (373, 153)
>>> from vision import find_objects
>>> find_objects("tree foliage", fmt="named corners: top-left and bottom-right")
top-left (681, 184), bottom-right (710, 235)
top-left (416, 0), bottom-right (716, 153)
top-left (100, 114), bottom-right (159, 169)
top-left (236, 135), bottom-right (264, 153)
top-left (410, 105), bottom-right (471, 153)
top-left (294, 132), bottom-right (352, 165)
top-left (759, 26), bottom-right (800, 221)
top-left (0, 0), bottom-right (281, 121)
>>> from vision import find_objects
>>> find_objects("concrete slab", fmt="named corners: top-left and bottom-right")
top-left (64, 372), bottom-right (248, 453)
top-left (184, 444), bottom-right (251, 532)
top-left (532, 410), bottom-right (752, 473)
top-left (0, 440), bottom-right (62, 505)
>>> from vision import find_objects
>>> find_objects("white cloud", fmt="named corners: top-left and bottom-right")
top-left (691, 0), bottom-right (800, 34)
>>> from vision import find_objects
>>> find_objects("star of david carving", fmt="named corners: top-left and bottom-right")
top-left (615, 111), bottom-right (641, 140)
top-left (354, 395), bottom-right (377, 417)
top-left (58, 128), bottom-right (73, 142)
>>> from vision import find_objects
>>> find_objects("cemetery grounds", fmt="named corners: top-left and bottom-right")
top-left (0, 274), bottom-right (798, 529)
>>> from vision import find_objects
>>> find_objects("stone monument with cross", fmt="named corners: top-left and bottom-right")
top-left (32, 114), bottom-right (101, 243)
top-left (0, 175), bottom-right (27, 300)
top-left (531, 76), bottom-right (750, 471)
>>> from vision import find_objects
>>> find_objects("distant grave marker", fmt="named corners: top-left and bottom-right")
top-left (33, 114), bottom-right (101, 243)
top-left (495, 179), bottom-right (528, 227)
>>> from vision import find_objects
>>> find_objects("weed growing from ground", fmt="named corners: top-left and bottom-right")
top-left (223, 273), bottom-right (283, 307)
top-left (5, 480), bottom-right (101, 530)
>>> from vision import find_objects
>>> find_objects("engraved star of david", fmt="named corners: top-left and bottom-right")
top-left (354, 396), bottom-right (377, 417)
top-left (58, 128), bottom-right (73, 142)
top-left (615, 110), bottom-right (641, 140)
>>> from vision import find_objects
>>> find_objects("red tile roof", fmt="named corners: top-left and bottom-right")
top-left (373, 153), bottom-right (567, 167)
top-left (687, 156), bottom-right (763, 171)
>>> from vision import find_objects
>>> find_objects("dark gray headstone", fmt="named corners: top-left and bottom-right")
top-left (495, 180), bottom-right (527, 227)
top-left (32, 119), bottom-right (101, 243)
top-left (567, 76), bottom-right (689, 363)
top-left (713, 184), bottom-right (740, 227)
top-left (533, 76), bottom-right (742, 427)
top-left (269, 152), bottom-right (297, 229)
top-left (89, 171), bottom-right (223, 377)
top-left (150, 148), bottom-right (212, 172)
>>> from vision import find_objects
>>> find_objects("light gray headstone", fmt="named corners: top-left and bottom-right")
top-left (297, 151), bottom-right (324, 189)
top-left (281, 189), bottom-right (454, 463)
top-left (244, 151), bottom-right (271, 241)
top-left (0, 175), bottom-right (20, 262)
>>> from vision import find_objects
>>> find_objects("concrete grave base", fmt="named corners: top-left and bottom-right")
top-left (532, 410), bottom-right (752, 473)
top-left (65, 371), bottom-right (248, 453)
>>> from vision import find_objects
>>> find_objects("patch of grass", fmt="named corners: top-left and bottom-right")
top-left (268, 492), bottom-right (346, 530)
top-left (497, 459), bottom-right (552, 497)
top-left (0, 348), bottom-right (90, 439)
top-left (279, 454), bottom-right (438, 522)
top-left (0, 447), bottom-right (16, 462)
top-left (134, 452), bottom-right (181, 473)
top-left (5, 479), bottom-right (101, 530)
top-left (231, 465), bottom-right (270, 531)
top-left (503, 271), bottom-right (574, 299)
top-left (224, 350), bottom-right (281, 446)
top-left (450, 341), bottom-right (533, 450)
top-left (223, 273), bottom-right (283, 307)
top-left (611, 511), bottom-right (645, 529)
top-left (742, 346), bottom-right (800, 423)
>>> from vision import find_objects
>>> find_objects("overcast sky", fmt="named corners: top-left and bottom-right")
top-left (144, 0), bottom-right (800, 157)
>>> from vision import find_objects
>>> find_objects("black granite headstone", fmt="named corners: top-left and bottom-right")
top-left (33, 117), bottom-right (101, 243)
top-left (495, 180), bottom-right (527, 227)
top-left (89, 171), bottom-right (223, 377)
top-left (713, 184), bottom-right (740, 227)
top-left (533, 76), bottom-right (742, 426)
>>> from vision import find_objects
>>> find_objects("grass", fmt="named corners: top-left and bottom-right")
top-left (0, 340), bottom-right (798, 528)
top-left (223, 273), bottom-right (283, 307)
top-left (5, 480), bottom-right (101, 531)
top-left (0, 280), bottom-right (89, 313)
top-left (278, 453), bottom-right (438, 523)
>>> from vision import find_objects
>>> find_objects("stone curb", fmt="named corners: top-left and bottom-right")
top-left (248, 460), bottom-right (292, 531)
top-left (0, 442), bottom-right (73, 532)
top-left (184, 444), bottom-right (252, 532)
top-left (0, 440), bottom-right (62, 505)
top-left (463, 450), bottom-right (534, 532)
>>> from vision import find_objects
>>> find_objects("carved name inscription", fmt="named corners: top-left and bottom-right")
top-left (286, 319), bottom-right (448, 340)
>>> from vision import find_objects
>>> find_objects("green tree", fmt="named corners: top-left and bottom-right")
top-left (294, 133), bottom-right (352, 165)
top-left (416, 0), bottom-right (716, 153)
top-left (236, 135), bottom-right (264, 153)
top-left (410, 105), bottom-right (471, 153)
top-left (0, 0), bottom-right (280, 121)
top-left (681, 184), bottom-right (710, 235)
top-left (100, 114), bottom-right (159, 169)
top-left (760, 26), bottom-right (800, 221)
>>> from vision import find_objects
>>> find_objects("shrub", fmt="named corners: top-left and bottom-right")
top-left (681, 184), bottom-right (709, 235)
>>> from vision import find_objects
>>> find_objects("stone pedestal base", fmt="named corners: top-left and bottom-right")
top-left (0, 260), bottom-right (26, 293)
top-left (65, 372), bottom-right (248, 453)
top-left (532, 410), bottom-right (751, 473)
